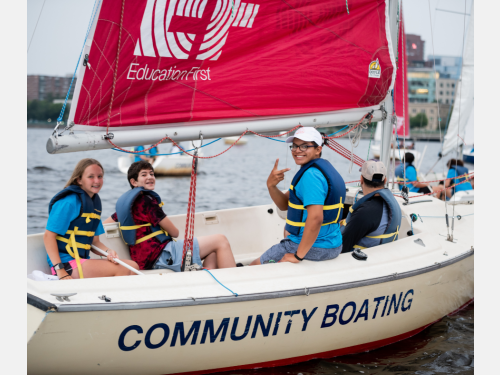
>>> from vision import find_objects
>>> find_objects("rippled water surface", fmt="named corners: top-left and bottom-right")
top-left (27, 128), bottom-right (473, 374)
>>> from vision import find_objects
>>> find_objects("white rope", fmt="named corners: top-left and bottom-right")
top-left (348, 121), bottom-right (367, 173)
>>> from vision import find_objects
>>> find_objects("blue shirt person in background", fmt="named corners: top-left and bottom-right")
top-left (395, 152), bottom-right (440, 196)
top-left (134, 145), bottom-right (158, 164)
top-left (250, 127), bottom-right (345, 266)
top-left (443, 158), bottom-right (473, 199)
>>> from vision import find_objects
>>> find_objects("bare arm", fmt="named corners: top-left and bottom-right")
top-left (159, 217), bottom-right (179, 238)
top-left (281, 205), bottom-right (323, 263)
top-left (103, 216), bottom-right (115, 224)
top-left (267, 159), bottom-right (291, 211)
top-left (44, 230), bottom-right (71, 280)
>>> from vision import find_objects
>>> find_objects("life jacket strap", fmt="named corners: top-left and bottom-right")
top-left (158, 202), bottom-right (164, 208)
top-left (289, 185), bottom-right (294, 191)
top-left (353, 245), bottom-right (366, 249)
top-left (365, 226), bottom-right (399, 241)
top-left (65, 229), bottom-right (95, 237)
top-left (56, 226), bottom-right (88, 279)
top-left (288, 202), bottom-right (344, 211)
top-left (135, 229), bottom-right (169, 245)
top-left (119, 223), bottom-right (152, 231)
top-left (81, 213), bottom-right (101, 223)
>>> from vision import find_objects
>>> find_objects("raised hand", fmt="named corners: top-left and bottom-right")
top-left (267, 159), bottom-right (291, 189)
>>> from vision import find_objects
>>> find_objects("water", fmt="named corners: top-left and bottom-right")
top-left (27, 128), bottom-right (473, 373)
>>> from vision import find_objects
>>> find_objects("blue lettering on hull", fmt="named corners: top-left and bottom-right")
top-left (118, 289), bottom-right (414, 351)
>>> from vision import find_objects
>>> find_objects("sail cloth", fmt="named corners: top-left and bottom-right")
top-left (394, 6), bottom-right (409, 139)
top-left (69, 0), bottom-right (396, 131)
top-left (442, 1), bottom-right (474, 156)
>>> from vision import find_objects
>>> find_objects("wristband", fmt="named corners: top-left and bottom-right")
top-left (294, 252), bottom-right (303, 261)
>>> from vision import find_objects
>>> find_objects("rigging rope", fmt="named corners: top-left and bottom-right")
top-left (55, 0), bottom-right (101, 125)
top-left (181, 151), bottom-right (199, 270)
top-left (27, 0), bottom-right (46, 53)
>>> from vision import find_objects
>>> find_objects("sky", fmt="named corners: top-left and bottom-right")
top-left (27, 0), bottom-right (473, 76)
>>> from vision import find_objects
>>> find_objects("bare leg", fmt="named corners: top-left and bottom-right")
top-left (71, 259), bottom-right (139, 279)
top-left (202, 252), bottom-right (217, 269)
top-left (250, 257), bottom-right (261, 266)
top-left (197, 234), bottom-right (236, 269)
top-left (283, 228), bottom-right (290, 239)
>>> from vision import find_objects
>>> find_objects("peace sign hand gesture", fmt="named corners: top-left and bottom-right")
top-left (267, 159), bottom-right (291, 189)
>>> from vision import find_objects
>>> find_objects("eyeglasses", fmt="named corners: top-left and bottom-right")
top-left (289, 144), bottom-right (317, 152)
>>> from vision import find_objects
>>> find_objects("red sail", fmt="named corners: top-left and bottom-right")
top-left (71, 0), bottom-right (395, 129)
top-left (394, 6), bottom-right (410, 138)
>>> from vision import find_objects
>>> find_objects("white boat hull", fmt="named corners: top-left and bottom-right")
top-left (27, 191), bottom-right (474, 374)
top-left (371, 144), bottom-right (421, 161)
top-left (118, 155), bottom-right (202, 176)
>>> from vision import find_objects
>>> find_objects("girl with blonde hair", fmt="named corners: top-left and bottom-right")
top-left (44, 158), bottom-right (139, 280)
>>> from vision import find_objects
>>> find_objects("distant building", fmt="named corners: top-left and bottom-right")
top-left (27, 75), bottom-right (74, 101)
top-left (409, 103), bottom-right (452, 131)
top-left (436, 78), bottom-right (457, 105)
top-left (405, 34), bottom-right (425, 66)
top-left (407, 68), bottom-right (438, 103)
top-left (427, 55), bottom-right (462, 80)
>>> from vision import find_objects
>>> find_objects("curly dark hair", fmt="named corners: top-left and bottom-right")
top-left (127, 160), bottom-right (154, 189)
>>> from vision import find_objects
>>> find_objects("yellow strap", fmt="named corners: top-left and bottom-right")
top-left (353, 245), bottom-right (366, 249)
top-left (135, 229), bottom-right (169, 245)
top-left (366, 225), bottom-right (400, 240)
top-left (120, 223), bottom-right (152, 230)
top-left (81, 213), bottom-right (101, 223)
top-left (290, 185), bottom-right (294, 191)
top-left (94, 209), bottom-right (101, 213)
top-left (159, 202), bottom-right (164, 208)
top-left (56, 227), bottom-right (87, 279)
top-left (286, 219), bottom-right (305, 227)
top-left (349, 206), bottom-right (354, 213)
top-left (288, 201), bottom-right (344, 211)
top-left (286, 198), bottom-right (343, 227)
top-left (66, 229), bottom-right (95, 237)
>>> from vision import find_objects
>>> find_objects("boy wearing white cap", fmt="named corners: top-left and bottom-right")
top-left (341, 160), bottom-right (402, 252)
top-left (250, 127), bottom-right (346, 265)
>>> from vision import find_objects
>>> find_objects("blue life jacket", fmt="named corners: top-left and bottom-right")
top-left (48, 185), bottom-right (102, 268)
top-left (116, 187), bottom-right (171, 245)
top-left (344, 188), bottom-right (402, 251)
top-left (285, 158), bottom-right (346, 235)
top-left (395, 163), bottom-right (417, 191)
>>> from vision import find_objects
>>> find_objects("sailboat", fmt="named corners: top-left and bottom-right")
top-left (441, 0), bottom-right (474, 166)
top-left (370, 12), bottom-right (420, 162)
top-left (28, 1), bottom-right (473, 374)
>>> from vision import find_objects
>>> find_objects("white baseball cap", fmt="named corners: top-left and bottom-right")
top-left (285, 127), bottom-right (323, 146)
top-left (361, 160), bottom-right (387, 182)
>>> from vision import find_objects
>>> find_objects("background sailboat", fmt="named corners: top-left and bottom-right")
top-left (441, 0), bottom-right (474, 164)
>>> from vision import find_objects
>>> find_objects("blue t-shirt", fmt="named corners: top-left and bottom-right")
top-left (46, 194), bottom-right (104, 267)
top-left (405, 165), bottom-right (420, 193)
top-left (134, 145), bottom-right (146, 163)
top-left (447, 168), bottom-right (472, 192)
top-left (287, 168), bottom-right (342, 249)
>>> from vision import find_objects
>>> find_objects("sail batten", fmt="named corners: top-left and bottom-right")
top-left (67, 0), bottom-right (396, 132)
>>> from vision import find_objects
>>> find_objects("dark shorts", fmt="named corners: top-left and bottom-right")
top-left (260, 239), bottom-right (342, 264)
top-left (417, 186), bottom-right (433, 194)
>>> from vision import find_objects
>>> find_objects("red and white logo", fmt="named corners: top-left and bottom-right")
top-left (134, 0), bottom-right (260, 60)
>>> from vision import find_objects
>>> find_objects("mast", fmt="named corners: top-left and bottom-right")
top-left (380, 0), bottom-right (399, 168)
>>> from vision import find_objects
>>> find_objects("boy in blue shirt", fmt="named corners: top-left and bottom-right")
top-left (250, 127), bottom-right (345, 265)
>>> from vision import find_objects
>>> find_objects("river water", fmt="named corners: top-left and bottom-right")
top-left (27, 128), bottom-right (473, 374)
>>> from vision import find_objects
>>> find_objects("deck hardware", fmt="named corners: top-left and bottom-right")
top-left (98, 295), bottom-right (112, 302)
top-left (457, 215), bottom-right (462, 220)
top-left (407, 230), bottom-right (413, 236)
top-left (102, 133), bottom-right (114, 140)
top-left (83, 54), bottom-right (89, 66)
top-left (435, 262), bottom-right (441, 266)
top-left (414, 238), bottom-right (425, 247)
top-left (174, 132), bottom-right (178, 136)
top-left (352, 249), bottom-right (368, 261)
top-left (403, 199), bottom-right (432, 206)
top-left (51, 293), bottom-right (77, 302)
top-left (443, 251), bottom-right (448, 256)
top-left (410, 213), bottom-right (418, 222)
top-left (392, 272), bottom-right (398, 278)
top-left (191, 297), bottom-right (196, 301)
top-left (305, 288), bottom-right (310, 296)
top-left (268, 208), bottom-right (274, 214)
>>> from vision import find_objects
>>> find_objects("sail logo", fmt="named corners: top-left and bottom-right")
top-left (368, 59), bottom-right (381, 78)
top-left (134, 0), bottom-right (260, 61)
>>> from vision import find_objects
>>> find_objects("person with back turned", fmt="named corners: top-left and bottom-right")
top-left (395, 152), bottom-right (436, 194)
top-left (250, 127), bottom-right (346, 265)
top-left (341, 160), bottom-right (402, 253)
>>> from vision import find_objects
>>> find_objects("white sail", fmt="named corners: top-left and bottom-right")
top-left (442, 1), bottom-right (474, 156)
